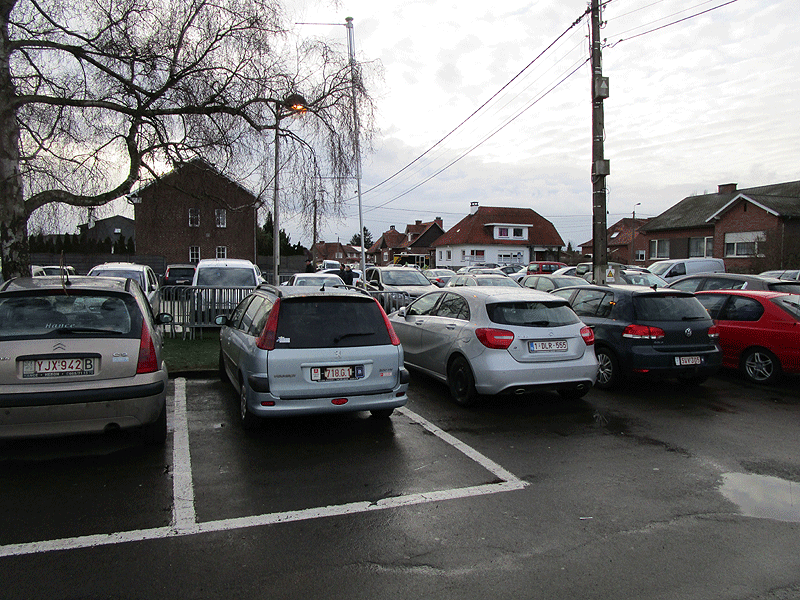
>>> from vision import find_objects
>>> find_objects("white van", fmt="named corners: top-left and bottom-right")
top-left (192, 258), bottom-right (263, 287)
top-left (648, 257), bottom-right (725, 283)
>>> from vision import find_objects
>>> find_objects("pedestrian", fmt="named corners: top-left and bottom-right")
top-left (305, 259), bottom-right (315, 273)
top-left (342, 265), bottom-right (354, 286)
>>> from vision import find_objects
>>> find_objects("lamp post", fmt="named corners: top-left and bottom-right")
top-left (272, 94), bottom-right (308, 284)
top-left (345, 17), bottom-right (367, 278)
top-left (631, 203), bottom-right (641, 264)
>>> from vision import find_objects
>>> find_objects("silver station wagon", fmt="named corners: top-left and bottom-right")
top-left (389, 287), bottom-right (598, 406)
top-left (216, 285), bottom-right (409, 427)
top-left (0, 275), bottom-right (172, 444)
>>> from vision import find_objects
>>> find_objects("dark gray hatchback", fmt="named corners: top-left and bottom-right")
top-left (552, 284), bottom-right (722, 389)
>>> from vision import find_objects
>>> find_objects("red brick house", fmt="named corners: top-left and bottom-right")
top-left (639, 181), bottom-right (800, 272)
top-left (133, 160), bottom-right (258, 265)
top-left (311, 241), bottom-right (360, 265)
top-left (393, 218), bottom-right (446, 267)
top-left (580, 217), bottom-right (651, 265)
top-left (431, 202), bottom-right (563, 269)
top-left (367, 226), bottom-right (408, 266)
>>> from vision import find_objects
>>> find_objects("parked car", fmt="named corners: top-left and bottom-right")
top-left (520, 274), bottom-right (591, 292)
top-left (216, 285), bottom-right (409, 427)
top-left (447, 273), bottom-right (521, 288)
top-left (321, 267), bottom-right (362, 286)
top-left (0, 276), bottom-right (172, 444)
top-left (424, 268), bottom-right (457, 288)
top-left (551, 284), bottom-right (721, 389)
top-left (284, 272), bottom-right (344, 287)
top-left (583, 269), bottom-right (668, 288)
top-left (648, 257), bottom-right (726, 283)
top-left (526, 261), bottom-right (567, 275)
top-left (667, 273), bottom-right (800, 294)
top-left (759, 269), bottom-right (800, 281)
top-left (87, 261), bottom-right (161, 313)
top-left (695, 290), bottom-right (800, 384)
top-left (163, 263), bottom-right (196, 286)
top-left (192, 258), bottom-right (262, 287)
top-left (390, 287), bottom-right (597, 405)
top-left (31, 265), bottom-right (76, 277)
top-left (552, 266), bottom-right (578, 277)
top-left (364, 266), bottom-right (439, 299)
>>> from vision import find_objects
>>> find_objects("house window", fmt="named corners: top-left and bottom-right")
top-left (189, 208), bottom-right (199, 227)
top-left (446, 250), bottom-right (452, 260)
top-left (216, 246), bottom-right (227, 259)
top-left (649, 239), bottom-right (669, 259)
top-left (498, 227), bottom-right (509, 238)
top-left (215, 209), bottom-right (227, 228)
top-left (689, 236), bottom-right (713, 257)
top-left (189, 246), bottom-right (200, 263)
top-left (635, 249), bottom-right (646, 262)
top-left (438, 251), bottom-right (443, 260)
top-left (469, 249), bottom-right (485, 263)
top-left (725, 231), bottom-right (764, 257)
top-left (513, 228), bottom-right (523, 238)
top-left (383, 251), bottom-right (388, 261)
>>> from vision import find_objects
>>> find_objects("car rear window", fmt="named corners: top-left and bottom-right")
top-left (90, 269), bottom-right (144, 289)
top-left (168, 268), bottom-right (195, 279)
top-left (196, 267), bottom-right (256, 287)
top-left (769, 282), bottom-right (800, 294)
top-left (275, 296), bottom-right (391, 348)
top-left (0, 291), bottom-right (142, 340)
top-left (633, 294), bottom-right (710, 321)
top-left (773, 294), bottom-right (800, 319)
top-left (486, 301), bottom-right (580, 327)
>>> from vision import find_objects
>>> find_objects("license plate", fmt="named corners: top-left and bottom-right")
top-left (23, 357), bottom-right (95, 378)
top-left (530, 340), bottom-right (568, 352)
top-left (676, 356), bottom-right (701, 366)
top-left (311, 366), bottom-right (362, 381)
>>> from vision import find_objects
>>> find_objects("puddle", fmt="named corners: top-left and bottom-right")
top-left (720, 472), bottom-right (800, 523)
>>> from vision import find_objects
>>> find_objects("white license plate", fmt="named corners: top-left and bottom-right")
top-left (530, 340), bottom-right (568, 352)
top-left (676, 356), bottom-right (701, 366)
top-left (311, 366), bottom-right (356, 381)
top-left (23, 357), bottom-right (95, 378)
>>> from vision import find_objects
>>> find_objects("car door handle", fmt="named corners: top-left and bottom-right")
top-left (446, 324), bottom-right (456, 330)
top-left (415, 320), bottom-right (424, 325)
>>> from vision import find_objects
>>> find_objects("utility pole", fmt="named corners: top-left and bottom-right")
top-left (591, 0), bottom-right (610, 284)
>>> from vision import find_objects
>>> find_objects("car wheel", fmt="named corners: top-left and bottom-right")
top-left (218, 350), bottom-right (229, 384)
top-left (742, 348), bottom-right (780, 384)
top-left (370, 408), bottom-right (394, 419)
top-left (239, 377), bottom-right (261, 430)
top-left (142, 403), bottom-right (167, 446)
top-left (595, 347), bottom-right (620, 390)
top-left (447, 356), bottom-right (479, 407)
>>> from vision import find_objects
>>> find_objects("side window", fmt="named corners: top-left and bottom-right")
top-left (536, 278), bottom-right (555, 292)
top-left (670, 263), bottom-right (686, 278)
top-left (696, 294), bottom-right (728, 320)
top-left (522, 277), bottom-right (537, 289)
top-left (228, 296), bottom-right (253, 329)
top-left (406, 293), bottom-right (441, 316)
top-left (436, 293), bottom-right (469, 320)
top-left (720, 296), bottom-right (764, 322)
top-left (249, 298), bottom-right (274, 336)
top-left (240, 296), bottom-right (264, 333)
top-left (669, 277), bottom-right (702, 292)
top-left (571, 289), bottom-right (611, 318)
top-left (706, 277), bottom-right (744, 290)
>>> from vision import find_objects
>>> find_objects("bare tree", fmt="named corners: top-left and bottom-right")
top-left (0, 0), bottom-right (376, 278)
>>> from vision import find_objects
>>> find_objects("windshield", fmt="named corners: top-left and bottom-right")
top-left (476, 277), bottom-right (519, 287)
top-left (382, 270), bottom-right (431, 286)
top-left (647, 261), bottom-right (672, 276)
top-left (90, 269), bottom-right (144, 288)
top-left (196, 267), bottom-right (256, 287)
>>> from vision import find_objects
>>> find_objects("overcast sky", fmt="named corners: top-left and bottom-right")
top-left (276, 0), bottom-right (799, 250)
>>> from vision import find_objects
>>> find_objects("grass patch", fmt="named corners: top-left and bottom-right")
top-left (162, 329), bottom-right (220, 373)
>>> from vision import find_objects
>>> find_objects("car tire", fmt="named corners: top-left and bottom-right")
top-left (239, 377), bottom-right (261, 430)
top-left (448, 356), bottom-right (479, 407)
top-left (370, 408), bottom-right (394, 419)
top-left (595, 347), bottom-right (620, 390)
top-left (218, 350), bottom-right (229, 384)
top-left (741, 348), bottom-right (780, 384)
top-left (142, 403), bottom-right (167, 446)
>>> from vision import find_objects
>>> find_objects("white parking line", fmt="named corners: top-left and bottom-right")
top-left (0, 379), bottom-right (528, 557)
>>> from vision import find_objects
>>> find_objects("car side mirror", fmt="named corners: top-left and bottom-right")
top-left (214, 315), bottom-right (228, 326)
top-left (156, 312), bottom-right (173, 325)
top-left (396, 307), bottom-right (406, 318)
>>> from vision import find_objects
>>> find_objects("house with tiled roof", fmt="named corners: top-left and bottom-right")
top-left (393, 218), bottom-right (446, 267)
top-left (431, 202), bottom-right (564, 269)
top-left (367, 225), bottom-right (409, 266)
top-left (580, 217), bottom-right (651, 265)
top-left (311, 241), bottom-right (360, 266)
top-left (639, 181), bottom-right (800, 272)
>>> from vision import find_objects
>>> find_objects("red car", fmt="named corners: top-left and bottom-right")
top-left (695, 290), bottom-right (800, 384)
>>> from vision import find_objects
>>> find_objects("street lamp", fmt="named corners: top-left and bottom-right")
top-left (632, 202), bottom-right (641, 220)
top-left (272, 93), bottom-right (308, 284)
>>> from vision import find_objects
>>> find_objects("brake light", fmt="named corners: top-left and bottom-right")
top-left (707, 325), bottom-right (719, 340)
top-left (256, 299), bottom-right (281, 350)
top-left (622, 324), bottom-right (665, 340)
top-left (475, 328), bottom-right (515, 349)
top-left (136, 320), bottom-right (158, 373)
top-left (375, 299), bottom-right (401, 346)
top-left (580, 326), bottom-right (595, 345)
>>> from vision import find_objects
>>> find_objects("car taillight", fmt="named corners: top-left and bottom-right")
top-left (622, 324), bottom-right (665, 340)
top-left (136, 320), bottom-right (158, 373)
top-left (707, 325), bottom-right (719, 340)
top-left (256, 299), bottom-right (281, 350)
top-left (580, 326), bottom-right (595, 345)
top-left (375, 299), bottom-right (401, 346)
top-left (475, 328), bottom-right (514, 349)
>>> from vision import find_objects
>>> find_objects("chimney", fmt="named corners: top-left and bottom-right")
top-left (718, 183), bottom-right (737, 194)
top-left (470, 201), bottom-right (479, 215)
top-left (389, 225), bottom-right (395, 230)
top-left (435, 217), bottom-right (443, 228)
top-left (415, 220), bottom-right (422, 225)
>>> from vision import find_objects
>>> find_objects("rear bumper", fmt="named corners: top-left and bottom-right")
top-left (470, 351), bottom-right (599, 396)
top-left (623, 345), bottom-right (722, 377)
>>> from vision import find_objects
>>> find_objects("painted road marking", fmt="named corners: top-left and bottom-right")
top-left (0, 378), bottom-right (528, 557)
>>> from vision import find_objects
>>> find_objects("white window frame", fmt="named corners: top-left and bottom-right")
top-left (189, 246), bottom-right (200, 262)
top-left (689, 236), bottom-right (713, 257)
top-left (215, 209), bottom-right (227, 228)
top-left (189, 208), bottom-right (199, 227)
top-left (725, 231), bottom-right (764, 257)
top-left (497, 227), bottom-right (509, 238)
top-left (649, 239), bottom-right (669, 259)
top-left (635, 249), bottom-right (646, 262)
top-left (216, 246), bottom-right (227, 259)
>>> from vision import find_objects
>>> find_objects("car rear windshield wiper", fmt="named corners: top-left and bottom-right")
top-left (53, 327), bottom-right (124, 334)
top-left (333, 332), bottom-right (373, 343)
top-left (682, 316), bottom-right (706, 320)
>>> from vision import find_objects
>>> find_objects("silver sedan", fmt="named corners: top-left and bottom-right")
top-left (389, 287), bottom-right (598, 406)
